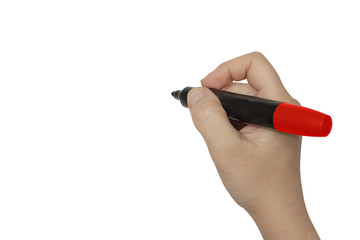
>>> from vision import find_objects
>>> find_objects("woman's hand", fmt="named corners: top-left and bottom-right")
top-left (187, 52), bottom-right (319, 239)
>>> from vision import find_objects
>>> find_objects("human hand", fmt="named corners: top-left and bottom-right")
top-left (187, 52), bottom-right (319, 239)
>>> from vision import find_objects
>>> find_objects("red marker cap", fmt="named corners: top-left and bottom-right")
top-left (273, 103), bottom-right (332, 137)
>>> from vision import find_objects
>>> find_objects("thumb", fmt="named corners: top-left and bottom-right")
top-left (187, 87), bottom-right (242, 149)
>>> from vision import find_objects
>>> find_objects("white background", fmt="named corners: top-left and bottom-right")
top-left (0, 0), bottom-right (359, 239)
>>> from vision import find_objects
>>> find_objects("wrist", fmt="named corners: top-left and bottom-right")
top-left (249, 198), bottom-right (320, 240)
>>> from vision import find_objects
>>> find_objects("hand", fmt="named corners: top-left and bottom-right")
top-left (187, 52), bottom-right (319, 239)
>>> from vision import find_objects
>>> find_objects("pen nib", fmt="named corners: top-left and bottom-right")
top-left (171, 90), bottom-right (181, 100)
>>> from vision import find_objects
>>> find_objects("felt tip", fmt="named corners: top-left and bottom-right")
top-left (171, 90), bottom-right (181, 100)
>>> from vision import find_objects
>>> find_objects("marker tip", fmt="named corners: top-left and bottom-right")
top-left (171, 90), bottom-right (181, 99)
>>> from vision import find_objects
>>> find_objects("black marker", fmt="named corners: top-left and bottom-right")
top-left (171, 87), bottom-right (332, 137)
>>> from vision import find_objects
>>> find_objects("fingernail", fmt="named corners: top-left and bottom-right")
top-left (188, 88), bottom-right (205, 108)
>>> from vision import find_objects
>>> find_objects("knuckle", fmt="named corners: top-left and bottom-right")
top-left (216, 61), bottom-right (228, 71)
top-left (249, 51), bottom-right (265, 59)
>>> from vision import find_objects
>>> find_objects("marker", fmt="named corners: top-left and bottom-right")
top-left (171, 87), bottom-right (332, 137)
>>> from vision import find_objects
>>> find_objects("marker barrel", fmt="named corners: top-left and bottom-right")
top-left (172, 87), bottom-right (332, 137)
top-left (210, 88), bottom-right (281, 129)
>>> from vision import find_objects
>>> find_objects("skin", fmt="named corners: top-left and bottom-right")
top-left (187, 52), bottom-right (320, 240)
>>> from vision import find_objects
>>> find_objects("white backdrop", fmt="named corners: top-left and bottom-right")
top-left (0, 0), bottom-right (359, 239)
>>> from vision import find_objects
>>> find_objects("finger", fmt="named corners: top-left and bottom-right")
top-left (222, 82), bottom-right (257, 96)
top-left (201, 52), bottom-right (292, 101)
top-left (187, 87), bottom-right (246, 151)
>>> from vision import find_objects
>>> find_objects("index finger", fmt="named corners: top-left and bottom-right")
top-left (201, 52), bottom-right (289, 98)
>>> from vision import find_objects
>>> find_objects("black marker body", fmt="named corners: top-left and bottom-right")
top-left (171, 87), bottom-right (282, 129)
top-left (211, 88), bottom-right (282, 128)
